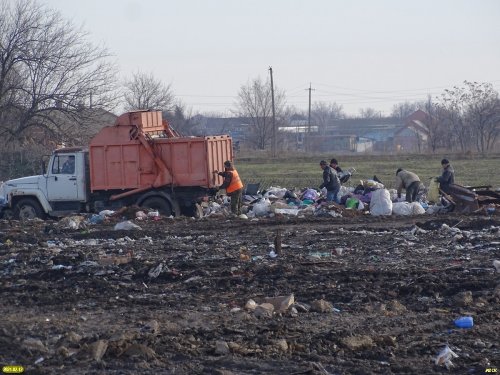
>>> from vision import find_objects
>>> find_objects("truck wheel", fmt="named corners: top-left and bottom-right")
top-left (14, 198), bottom-right (45, 220)
top-left (2, 209), bottom-right (14, 220)
top-left (141, 197), bottom-right (172, 217)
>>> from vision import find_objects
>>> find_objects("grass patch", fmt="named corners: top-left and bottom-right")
top-left (235, 153), bottom-right (500, 191)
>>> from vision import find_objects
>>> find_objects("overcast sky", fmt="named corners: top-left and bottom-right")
top-left (43, 0), bottom-right (500, 117)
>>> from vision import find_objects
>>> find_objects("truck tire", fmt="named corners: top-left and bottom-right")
top-left (1, 209), bottom-right (13, 220)
top-left (14, 198), bottom-right (45, 220)
top-left (141, 197), bottom-right (172, 217)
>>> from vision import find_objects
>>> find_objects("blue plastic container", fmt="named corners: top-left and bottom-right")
top-left (454, 316), bottom-right (474, 328)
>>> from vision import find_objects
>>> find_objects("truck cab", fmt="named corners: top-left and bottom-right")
top-left (0, 148), bottom-right (88, 220)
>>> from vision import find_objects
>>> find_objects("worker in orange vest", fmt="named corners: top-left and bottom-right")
top-left (214, 160), bottom-right (244, 216)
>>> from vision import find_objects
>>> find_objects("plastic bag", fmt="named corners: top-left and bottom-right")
top-left (252, 198), bottom-right (271, 217)
top-left (410, 202), bottom-right (425, 215)
top-left (302, 189), bottom-right (319, 201)
top-left (264, 187), bottom-right (287, 199)
top-left (392, 202), bottom-right (412, 215)
top-left (274, 208), bottom-right (299, 216)
top-left (435, 345), bottom-right (458, 369)
top-left (369, 189), bottom-right (392, 216)
top-left (114, 220), bottom-right (143, 231)
top-left (392, 202), bottom-right (425, 215)
top-left (58, 215), bottom-right (86, 230)
top-left (362, 179), bottom-right (385, 189)
top-left (89, 214), bottom-right (104, 224)
top-left (99, 210), bottom-right (115, 218)
top-left (346, 197), bottom-right (359, 209)
top-left (428, 178), bottom-right (440, 203)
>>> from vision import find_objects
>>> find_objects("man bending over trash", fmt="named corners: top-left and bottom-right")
top-left (395, 168), bottom-right (422, 203)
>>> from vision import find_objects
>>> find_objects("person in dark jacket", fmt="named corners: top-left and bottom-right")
top-left (395, 168), bottom-right (422, 203)
top-left (319, 160), bottom-right (340, 202)
top-left (437, 158), bottom-right (455, 194)
top-left (330, 158), bottom-right (343, 174)
top-left (214, 160), bottom-right (244, 215)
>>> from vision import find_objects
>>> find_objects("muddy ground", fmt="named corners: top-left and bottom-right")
top-left (0, 213), bottom-right (499, 374)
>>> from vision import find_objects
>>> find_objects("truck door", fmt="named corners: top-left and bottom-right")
top-left (47, 154), bottom-right (81, 201)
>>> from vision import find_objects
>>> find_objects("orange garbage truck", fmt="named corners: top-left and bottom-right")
top-left (0, 111), bottom-right (233, 220)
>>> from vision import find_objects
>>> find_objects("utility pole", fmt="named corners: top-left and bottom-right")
top-left (269, 66), bottom-right (276, 157)
top-left (306, 83), bottom-right (315, 151)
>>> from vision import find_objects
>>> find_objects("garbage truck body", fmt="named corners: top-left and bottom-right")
top-left (0, 111), bottom-right (233, 220)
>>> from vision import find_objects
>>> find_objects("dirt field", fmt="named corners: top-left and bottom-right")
top-left (1, 213), bottom-right (499, 374)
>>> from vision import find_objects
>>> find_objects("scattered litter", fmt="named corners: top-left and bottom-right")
top-left (308, 251), bottom-right (332, 260)
top-left (263, 294), bottom-right (295, 312)
top-left (114, 221), bottom-right (142, 231)
top-left (494, 260), bottom-right (500, 273)
top-left (454, 316), bottom-right (474, 328)
top-left (99, 210), bottom-right (115, 217)
top-left (57, 216), bottom-right (86, 230)
top-left (435, 345), bottom-right (459, 369)
top-left (34, 357), bottom-right (45, 365)
top-left (51, 265), bottom-right (73, 270)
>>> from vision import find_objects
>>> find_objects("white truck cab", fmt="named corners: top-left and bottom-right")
top-left (0, 148), bottom-right (88, 220)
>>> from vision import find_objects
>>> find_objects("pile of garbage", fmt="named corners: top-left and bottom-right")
top-left (201, 178), bottom-right (500, 219)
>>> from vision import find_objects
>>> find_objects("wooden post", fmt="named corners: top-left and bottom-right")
top-left (274, 229), bottom-right (282, 256)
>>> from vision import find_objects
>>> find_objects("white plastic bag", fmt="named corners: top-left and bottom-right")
top-left (99, 210), bottom-right (115, 218)
top-left (114, 220), bottom-right (142, 231)
top-left (435, 345), bottom-right (458, 369)
top-left (370, 189), bottom-right (392, 216)
top-left (410, 202), bottom-right (425, 215)
top-left (392, 202), bottom-right (426, 215)
top-left (392, 202), bottom-right (413, 216)
top-left (252, 198), bottom-right (271, 217)
top-left (274, 208), bottom-right (299, 216)
top-left (264, 187), bottom-right (287, 199)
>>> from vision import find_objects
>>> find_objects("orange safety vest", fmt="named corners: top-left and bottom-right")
top-left (226, 169), bottom-right (243, 193)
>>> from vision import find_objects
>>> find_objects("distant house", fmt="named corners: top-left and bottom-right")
top-left (280, 117), bottom-right (318, 150)
top-left (303, 110), bottom-right (431, 153)
top-left (393, 110), bottom-right (430, 152)
top-left (194, 116), bottom-right (250, 142)
top-left (191, 110), bottom-right (432, 153)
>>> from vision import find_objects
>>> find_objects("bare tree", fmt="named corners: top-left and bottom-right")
top-left (424, 95), bottom-right (449, 152)
top-left (235, 77), bottom-right (286, 150)
top-left (311, 102), bottom-right (345, 134)
top-left (0, 0), bottom-right (118, 147)
top-left (391, 100), bottom-right (424, 119)
top-left (123, 71), bottom-right (174, 111)
top-left (437, 81), bottom-right (500, 153)
top-left (358, 107), bottom-right (381, 119)
top-left (461, 81), bottom-right (500, 153)
top-left (164, 103), bottom-right (202, 136)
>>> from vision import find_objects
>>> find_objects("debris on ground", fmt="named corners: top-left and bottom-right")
top-left (0, 211), bottom-right (499, 373)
